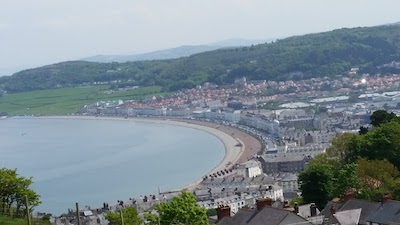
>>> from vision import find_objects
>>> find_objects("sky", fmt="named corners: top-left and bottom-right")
top-left (1, 0), bottom-right (400, 75)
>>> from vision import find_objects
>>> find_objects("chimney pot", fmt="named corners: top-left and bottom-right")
top-left (216, 205), bottom-right (231, 220)
top-left (310, 203), bottom-right (317, 217)
top-left (283, 200), bottom-right (290, 208)
top-left (256, 198), bottom-right (272, 210)
top-left (294, 202), bottom-right (299, 214)
top-left (381, 193), bottom-right (392, 204)
top-left (344, 189), bottom-right (355, 202)
top-left (330, 205), bottom-right (336, 215)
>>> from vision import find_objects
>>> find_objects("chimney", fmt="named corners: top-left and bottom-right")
top-left (256, 198), bottom-right (272, 210)
top-left (344, 189), bottom-right (355, 202)
top-left (381, 193), bottom-right (392, 204)
top-left (294, 202), bottom-right (299, 214)
top-left (283, 200), bottom-right (290, 208)
top-left (330, 205), bottom-right (336, 215)
top-left (216, 205), bottom-right (231, 220)
top-left (310, 203), bottom-right (317, 217)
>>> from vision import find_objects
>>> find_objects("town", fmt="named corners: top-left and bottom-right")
top-left (62, 70), bottom-right (400, 225)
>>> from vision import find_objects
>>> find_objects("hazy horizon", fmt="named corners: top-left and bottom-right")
top-left (1, 0), bottom-right (400, 75)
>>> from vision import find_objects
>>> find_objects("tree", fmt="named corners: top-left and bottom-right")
top-left (298, 164), bottom-right (334, 209)
top-left (356, 158), bottom-right (400, 201)
top-left (357, 158), bottom-right (399, 187)
top-left (327, 133), bottom-right (357, 163)
top-left (105, 207), bottom-right (143, 225)
top-left (370, 110), bottom-right (398, 127)
top-left (144, 191), bottom-right (208, 225)
top-left (0, 168), bottom-right (41, 216)
top-left (309, 133), bottom-right (356, 169)
top-left (206, 208), bottom-right (217, 217)
top-left (359, 126), bottom-right (369, 135)
top-left (289, 197), bottom-right (304, 207)
top-left (352, 121), bottom-right (400, 168)
top-left (331, 163), bottom-right (361, 199)
top-left (308, 152), bottom-right (341, 169)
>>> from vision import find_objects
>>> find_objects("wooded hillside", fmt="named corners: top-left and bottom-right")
top-left (1, 24), bottom-right (400, 93)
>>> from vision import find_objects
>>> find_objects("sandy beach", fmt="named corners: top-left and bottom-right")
top-left (36, 116), bottom-right (261, 190)
top-left (173, 119), bottom-right (261, 164)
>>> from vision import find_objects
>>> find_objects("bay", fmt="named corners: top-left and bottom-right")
top-left (0, 118), bottom-right (224, 215)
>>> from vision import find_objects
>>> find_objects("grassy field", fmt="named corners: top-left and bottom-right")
top-left (0, 85), bottom-right (166, 115)
top-left (0, 215), bottom-right (26, 225)
top-left (0, 215), bottom-right (51, 225)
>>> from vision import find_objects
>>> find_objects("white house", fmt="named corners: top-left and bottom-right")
top-left (236, 159), bottom-right (262, 178)
top-left (197, 194), bottom-right (253, 214)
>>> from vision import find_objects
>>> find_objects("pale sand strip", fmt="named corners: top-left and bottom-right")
top-left (36, 116), bottom-right (245, 190)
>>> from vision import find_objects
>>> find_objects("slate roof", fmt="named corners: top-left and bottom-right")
top-left (217, 206), bottom-right (310, 225)
top-left (238, 159), bottom-right (261, 169)
top-left (334, 208), bottom-right (361, 225)
top-left (262, 155), bottom-right (305, 163)
top-left (246, 207), bottom-right (288, 225)
top-left (272, 200), bottom-right (284, 209)
top-left (217, 209), bottom-right (255, 225)
top-left (279, 173), bottom-right (298, 182)
top-left (320, 198), bottom-right (384, 225)
top-left (366, 200), bottom-right (400, 224)
top-left (319, 200), bottom-right (343, 219)
top-left (201, 174), bottom-right (275, 186)
top-left (339, 199), bottom-right (380, 225)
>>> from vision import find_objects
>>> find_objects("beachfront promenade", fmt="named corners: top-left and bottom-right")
top-left (38, 115), bottom-right (262, 216)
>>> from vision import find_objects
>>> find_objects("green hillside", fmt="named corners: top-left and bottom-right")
top-left (1, 24), bottom-right (400, 93)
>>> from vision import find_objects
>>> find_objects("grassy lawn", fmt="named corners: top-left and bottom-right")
top-left (0, 85), bottom-right (167, 115)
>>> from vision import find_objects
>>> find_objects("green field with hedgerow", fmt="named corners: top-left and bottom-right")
top-left (0, 85), bottom-right (165, 115)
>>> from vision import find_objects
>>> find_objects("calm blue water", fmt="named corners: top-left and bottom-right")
top-left (0, 118), bottom-right (224, 215)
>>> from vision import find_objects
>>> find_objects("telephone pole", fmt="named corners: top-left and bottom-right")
top-left (25, 195), bottom-right (32, 225)
top-left (76, 203), bottom-right (81, 225)
top-left (120, 209), bottom-right (124, 225)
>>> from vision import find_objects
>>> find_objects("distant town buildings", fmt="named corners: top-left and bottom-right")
top-left (71, 73), bottom-right (400, 225)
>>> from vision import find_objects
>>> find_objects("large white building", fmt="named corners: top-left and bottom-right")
top-left (223, 110), bottom-right (242, 123)
top-left (165, 108), bottom-right (192, 117)
top-left (239, 113), bottom-right (281, 137)
top-left (236, 160), bottom-right (262, 178)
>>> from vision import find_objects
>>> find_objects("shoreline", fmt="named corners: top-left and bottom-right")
top-left (34, 115), bottom-right (260, 191)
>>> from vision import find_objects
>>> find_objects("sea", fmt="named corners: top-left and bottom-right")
top-left (0, 117), bottom-right (225, 215)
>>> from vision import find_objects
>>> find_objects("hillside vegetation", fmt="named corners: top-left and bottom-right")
top-left (1, 24), bottom-right (400, 93)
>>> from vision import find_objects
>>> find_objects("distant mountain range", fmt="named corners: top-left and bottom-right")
top-left (81, 38), bottom-right (274, 63)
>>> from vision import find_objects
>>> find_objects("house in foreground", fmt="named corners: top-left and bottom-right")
top-left (319, 191), bottom-right (400, 225)
top-left (215, 198), bottom-right (313, 225)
